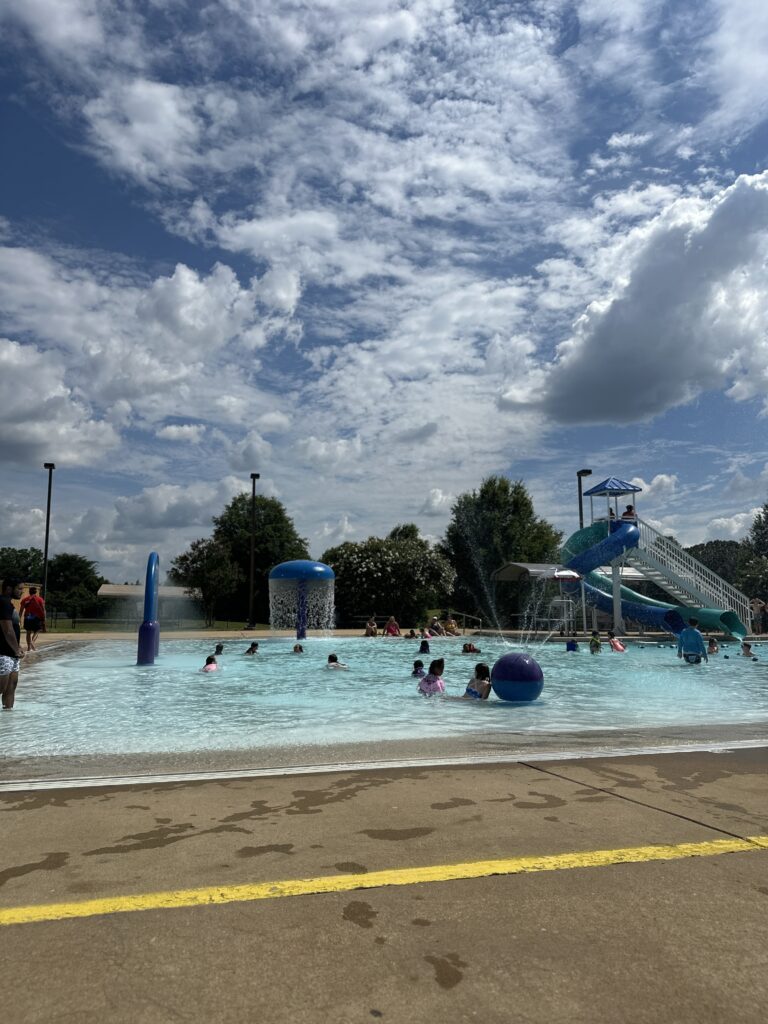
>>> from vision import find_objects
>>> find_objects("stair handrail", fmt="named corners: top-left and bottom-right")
top-left (632, 518), bottom-right (751, 623)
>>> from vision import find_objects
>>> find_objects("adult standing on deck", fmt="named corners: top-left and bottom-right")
top-left (0, 579), bottom-right (25, 709)
top-left (749, 597), bottom-right (765, 635)
top-left (677, 618), bottom-right (708, 665)
top-left (19, 586), bottom-right (46, 651)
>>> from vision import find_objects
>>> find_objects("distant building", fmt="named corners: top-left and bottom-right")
top-left (97, 584), bottom-right (201, 621)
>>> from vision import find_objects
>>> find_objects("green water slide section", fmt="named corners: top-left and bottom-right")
top-left (561, 523), bottom-right (747, 638)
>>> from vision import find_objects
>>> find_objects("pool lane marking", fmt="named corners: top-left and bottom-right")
top-left (2, 835), bottom-right (767, 928)
top-left (3, 739), bottom-right (768, 792)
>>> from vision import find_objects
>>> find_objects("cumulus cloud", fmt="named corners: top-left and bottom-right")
top-left (156, 424), bottom-right (205, 443)
top-left (419, 488), bottom-right (455, 517)
top-left (704, 508), bottom-right (762, 540)
top-left (4, 2), bottom-right (768, 577)
top-left (316, 514), bottom-right (355, 546)
top-left (112, 478), bottom-right (244, 536)
top-left (630, 474), bottom-right (679, 501)
top-left (541, 172), bottom-right (768, 423)
top-left (0, 338), bottom-right (119, 466)
top-left (295, 436), bottom-right (363, 469)
top-left (0, 500), bottom-right (46, 549)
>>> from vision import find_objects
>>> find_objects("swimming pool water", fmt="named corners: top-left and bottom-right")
top-left (2, 637), bottom-right (767, 759)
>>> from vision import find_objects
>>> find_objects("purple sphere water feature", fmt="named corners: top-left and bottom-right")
top-left (491, 652), bottom-right (544, 702)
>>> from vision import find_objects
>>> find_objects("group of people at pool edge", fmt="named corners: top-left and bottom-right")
top-left (364, 614), bottom-right (463, 637)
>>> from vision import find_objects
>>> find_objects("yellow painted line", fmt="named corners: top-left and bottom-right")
top-left (1, 835), bottom-right (766, 928)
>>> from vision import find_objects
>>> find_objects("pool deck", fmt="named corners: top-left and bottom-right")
top-left (1, 746), bottom-right (766, 1022)
top-left (3, 635), bottom-right (766, 1020)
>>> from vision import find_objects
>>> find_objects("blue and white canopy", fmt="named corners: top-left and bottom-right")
top-left (582, 477), bottom-right (642, 498)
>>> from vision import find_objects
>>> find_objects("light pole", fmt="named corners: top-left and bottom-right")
top-left (42, 462), bottom-right (56, 598)
top-left (247, 472), bottom-right (260, 628)
top-left (577, 468), bottom-right (592, 530)
top-left (576, 468), bottom-right (592, 636)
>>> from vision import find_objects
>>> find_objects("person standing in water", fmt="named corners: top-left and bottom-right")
top-left (677, 618), bottom-right (708, 665)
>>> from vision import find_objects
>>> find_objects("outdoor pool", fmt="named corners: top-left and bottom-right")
top-left (2, 636), bottom-right (768, 760)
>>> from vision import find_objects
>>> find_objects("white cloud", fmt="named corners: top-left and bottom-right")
top-left (419, 488), bottom-right (454, 517)
top-left (156, 424), bottom-right (205, 443)
top-left (630, 474), bottom-right (679, 502)
top-left (705, 508), bottom-right (761, 540)
top-left (541, 172), bottom-right (768, 423)
top-left (607, 132), bottom-right (652, 149)
top-left (316, 514), bottom-right (355, 546)
top-left (112, 478), bottom-right (244, 536)
top-left (256, 411), bottom-right (292, 434)
top-left (0, 338), bottom-right (119, 466)
top-left (0, 501), bottom-right (46, 550)
top-left (295, 435), bottom-right (363, 469)
top-left (1, 0), bottom-right (104, 52)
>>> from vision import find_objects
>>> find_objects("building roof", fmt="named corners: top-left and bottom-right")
top-left (98, 584), bottom-right (196, 599)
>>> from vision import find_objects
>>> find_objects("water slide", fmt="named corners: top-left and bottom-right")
top-left (560, 522), bottom-right (746, 638)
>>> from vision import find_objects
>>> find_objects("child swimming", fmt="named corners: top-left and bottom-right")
top-left (202, 655), bottom-right (218, 673)
top-left (412, 659), bottom-right (426, 678)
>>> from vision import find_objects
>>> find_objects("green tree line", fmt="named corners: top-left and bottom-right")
top-left (5, 487), bottom-right (768, 629)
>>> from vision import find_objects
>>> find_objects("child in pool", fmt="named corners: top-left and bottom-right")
top-left (463, 663), bottom-right (491, 700)
top-left (326, 653), bottom-right (349, 670)
top-left (202, 655), bottom-right (218, 673)
top-left (412, 659), bottom-right (426, 678)
top-left (589, 631), bottom-right (602, 654)
top-left (418, 658), bottom-right (445, 696)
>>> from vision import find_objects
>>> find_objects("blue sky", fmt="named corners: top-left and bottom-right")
top-left (1, 0), bottom-right (768, 580)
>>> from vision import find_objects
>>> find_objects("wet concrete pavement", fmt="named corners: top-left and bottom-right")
top-left (1, 748), bottom-right (767, 1022)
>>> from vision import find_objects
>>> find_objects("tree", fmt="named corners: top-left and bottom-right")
top-left (46, 552), bottom-right (105, 617)
top-left (172, 493), bottom-right (309, 623)
top-left (322, 526), bottom-right (455, 627)
top-left (0, 547), bottom-right (44, 582)
top-left (685, 540), bottom-right (742, 585)
top-left (440, 477), bottom-right (562, 626)
top-left (736, 503), bottom-right (768, 596)
top-left (169, 539), bottom-right (243, 626)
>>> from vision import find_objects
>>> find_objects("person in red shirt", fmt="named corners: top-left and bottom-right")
top-left (19, 586), bottom-right (46, 652)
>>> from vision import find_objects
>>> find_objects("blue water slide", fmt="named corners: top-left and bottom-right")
top-left (562, 522), bottom-right (686, 635)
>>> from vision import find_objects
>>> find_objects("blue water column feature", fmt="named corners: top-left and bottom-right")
top-left (269, 560), bottom-right (335, 639)
top-left (137, 551), bottom-right (160, 665)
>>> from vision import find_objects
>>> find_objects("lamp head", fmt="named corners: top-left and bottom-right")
top-left (250, 472), bottom-right (260, 481)
top-left (577, 468), bottom-right (592, 478)
top-left (44, 462), bottom-right (56, 470)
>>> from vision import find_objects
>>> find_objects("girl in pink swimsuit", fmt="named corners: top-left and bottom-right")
top-left (418, 658), bottom-right (446, 696)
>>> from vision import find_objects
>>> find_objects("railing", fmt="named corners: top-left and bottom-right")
top-left (628, 518), bottom-right (751, 625)
top-left (446, 609), bottom-right (483, 634)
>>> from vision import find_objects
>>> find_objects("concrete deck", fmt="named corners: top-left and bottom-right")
top-left (1, 748), bottom-right (766, 1023)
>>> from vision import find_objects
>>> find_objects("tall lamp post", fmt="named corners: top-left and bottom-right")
top-left (576, 468), bottom-right (592, 635)
top-left (577, 468), bottom-right (592, 529)
top-left (247, 472), bottom-right (260, 629)
top-left (42, 462), bottom-right (56, 598)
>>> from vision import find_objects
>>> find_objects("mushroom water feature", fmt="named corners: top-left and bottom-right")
top-left (268, 560), bottom-right (335, 639)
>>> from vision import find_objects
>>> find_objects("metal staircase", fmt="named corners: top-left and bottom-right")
top-left (619, 518), bottom-right (751, 626)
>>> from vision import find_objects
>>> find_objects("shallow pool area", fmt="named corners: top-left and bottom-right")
top-left (2, 637), bottom-right (768, 762)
